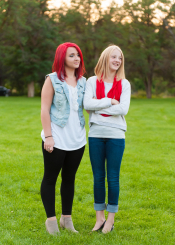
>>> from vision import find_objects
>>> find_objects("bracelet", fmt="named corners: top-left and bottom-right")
top-left (45, 135), bottom-right (52, 138)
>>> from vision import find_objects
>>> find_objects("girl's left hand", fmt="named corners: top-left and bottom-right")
top-left (44, 137), bottom-right (55, 153)
top-left (111, 99), bottom-right (119, 105)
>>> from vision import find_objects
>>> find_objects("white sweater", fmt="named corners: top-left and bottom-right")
top-left (83, 76), bottom-right (131, 131)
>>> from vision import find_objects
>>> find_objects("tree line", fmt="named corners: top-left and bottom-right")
top-left (0, 0), bottom-right (175, 98)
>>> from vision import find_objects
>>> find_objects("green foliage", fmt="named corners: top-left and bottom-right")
top-left (0, 0), bottom-right (60, 92)
top-left (131, 78), bottom-right (145, 92)
top-left (118, 0), bottom-right (171, 98)
top-left (0, 97), bottom-right (175, 244)
top-left (0, 0), bottom-right (175, 97)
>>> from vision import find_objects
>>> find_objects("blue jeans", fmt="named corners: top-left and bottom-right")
top-left (89, 137), bottom-right (125, 213)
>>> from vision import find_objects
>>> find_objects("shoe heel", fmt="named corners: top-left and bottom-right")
top-left (60, 218), bottom-right (64, 228)
top-left (45, 219), bottom-right (59, 235)
top-left (92, 220), bottom-right (106, 232)
top-left (60, 223), bottom-right (64, 228)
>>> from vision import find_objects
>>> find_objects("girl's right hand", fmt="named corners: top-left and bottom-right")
top-left (44, 137), bottom-right (55, 153)
top-left (111, 99), bottom-right (119, 105)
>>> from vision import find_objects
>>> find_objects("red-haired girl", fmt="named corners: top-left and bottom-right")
top-left (40, 42), bottom-right (86, 235)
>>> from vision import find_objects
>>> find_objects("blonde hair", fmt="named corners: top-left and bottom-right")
top-left (95, 45), bottom-right (125, 81)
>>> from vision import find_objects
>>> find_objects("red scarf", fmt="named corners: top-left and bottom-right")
top-left (96, 76), bottom-right (122, 117)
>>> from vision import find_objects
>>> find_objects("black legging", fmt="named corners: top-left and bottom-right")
top-left (41, 141), bottom-right (85, 217)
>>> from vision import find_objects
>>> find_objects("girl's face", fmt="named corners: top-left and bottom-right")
top-left (109, 49), bottom-right (122, 72)
top-left (65, 47), bottom-right (80, 69)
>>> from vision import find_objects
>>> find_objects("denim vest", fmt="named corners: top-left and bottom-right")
top-left (46, 72), bottom-right (86, 128)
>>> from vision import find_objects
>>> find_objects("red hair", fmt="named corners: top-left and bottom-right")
top-left (52, 42), bottom-right (86, 82)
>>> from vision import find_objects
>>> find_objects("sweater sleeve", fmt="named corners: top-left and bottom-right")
top-left (83, 77), bottom-right (112, 110)
top-left (83, 77), bottom-right (86, 109)
top-left (95, 80), bottom-right (131, 116)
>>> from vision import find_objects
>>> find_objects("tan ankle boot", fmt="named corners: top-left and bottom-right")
top-left (60, 216), bottom-right (78, 232)
top-left (45, 219), bottom-right (60, 235)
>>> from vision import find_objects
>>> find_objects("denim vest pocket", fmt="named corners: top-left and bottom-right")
top-left (52, 86), bottom-right (67, 118)
top-left (48, 72), bottom-right (85, 128)
top-left (55, 87), bottom-right (66, 99)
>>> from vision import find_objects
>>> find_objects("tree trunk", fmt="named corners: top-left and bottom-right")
top-left (28, 82), bottom-right (35, 97)
top-left (146, 82), bottom-right (152, 98)
top-left (144, 76), bottom-right (152, 99)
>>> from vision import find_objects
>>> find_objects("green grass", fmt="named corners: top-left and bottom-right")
top-left (0, 97), bottom-right (175, 245)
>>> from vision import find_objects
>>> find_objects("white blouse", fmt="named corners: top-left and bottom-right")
top-left (41, 84), bottom-right (86, 150)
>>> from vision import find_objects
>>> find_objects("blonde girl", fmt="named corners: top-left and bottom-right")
top-left (84, 45), bottom-right (131, 233)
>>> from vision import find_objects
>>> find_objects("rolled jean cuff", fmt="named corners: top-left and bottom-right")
top-left (94, 203), bottom-right (106, 211)
top-left (106, 204), bottom-right (118, 213)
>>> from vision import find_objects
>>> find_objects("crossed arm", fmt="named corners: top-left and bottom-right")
top-left (83, 79), bottom-right (131, 116)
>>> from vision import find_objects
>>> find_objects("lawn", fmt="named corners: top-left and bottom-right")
top-left (0, 97), bottom-right (175, 245)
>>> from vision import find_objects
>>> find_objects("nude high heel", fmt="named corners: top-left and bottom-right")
top-left (45, 219), bottom-right (60, 235)
top-left (60, 216), bottom-right (78, 233)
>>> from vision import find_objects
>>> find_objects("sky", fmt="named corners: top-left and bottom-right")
top-left (48, 0), bottom-right (124, 9)
top-left (47, 0), bottom-right (173, 22)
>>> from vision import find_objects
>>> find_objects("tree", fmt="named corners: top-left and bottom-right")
top-left (158, 3), bottom-right (175, 94)
top-left (55, 0), bottom-right (128, 77)
top-left (1, 0), bottom-right (175, 97)
top-left (120, 0), bottom-right (171, 98)
top-left (0, 0), bottom-right (60, 96)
